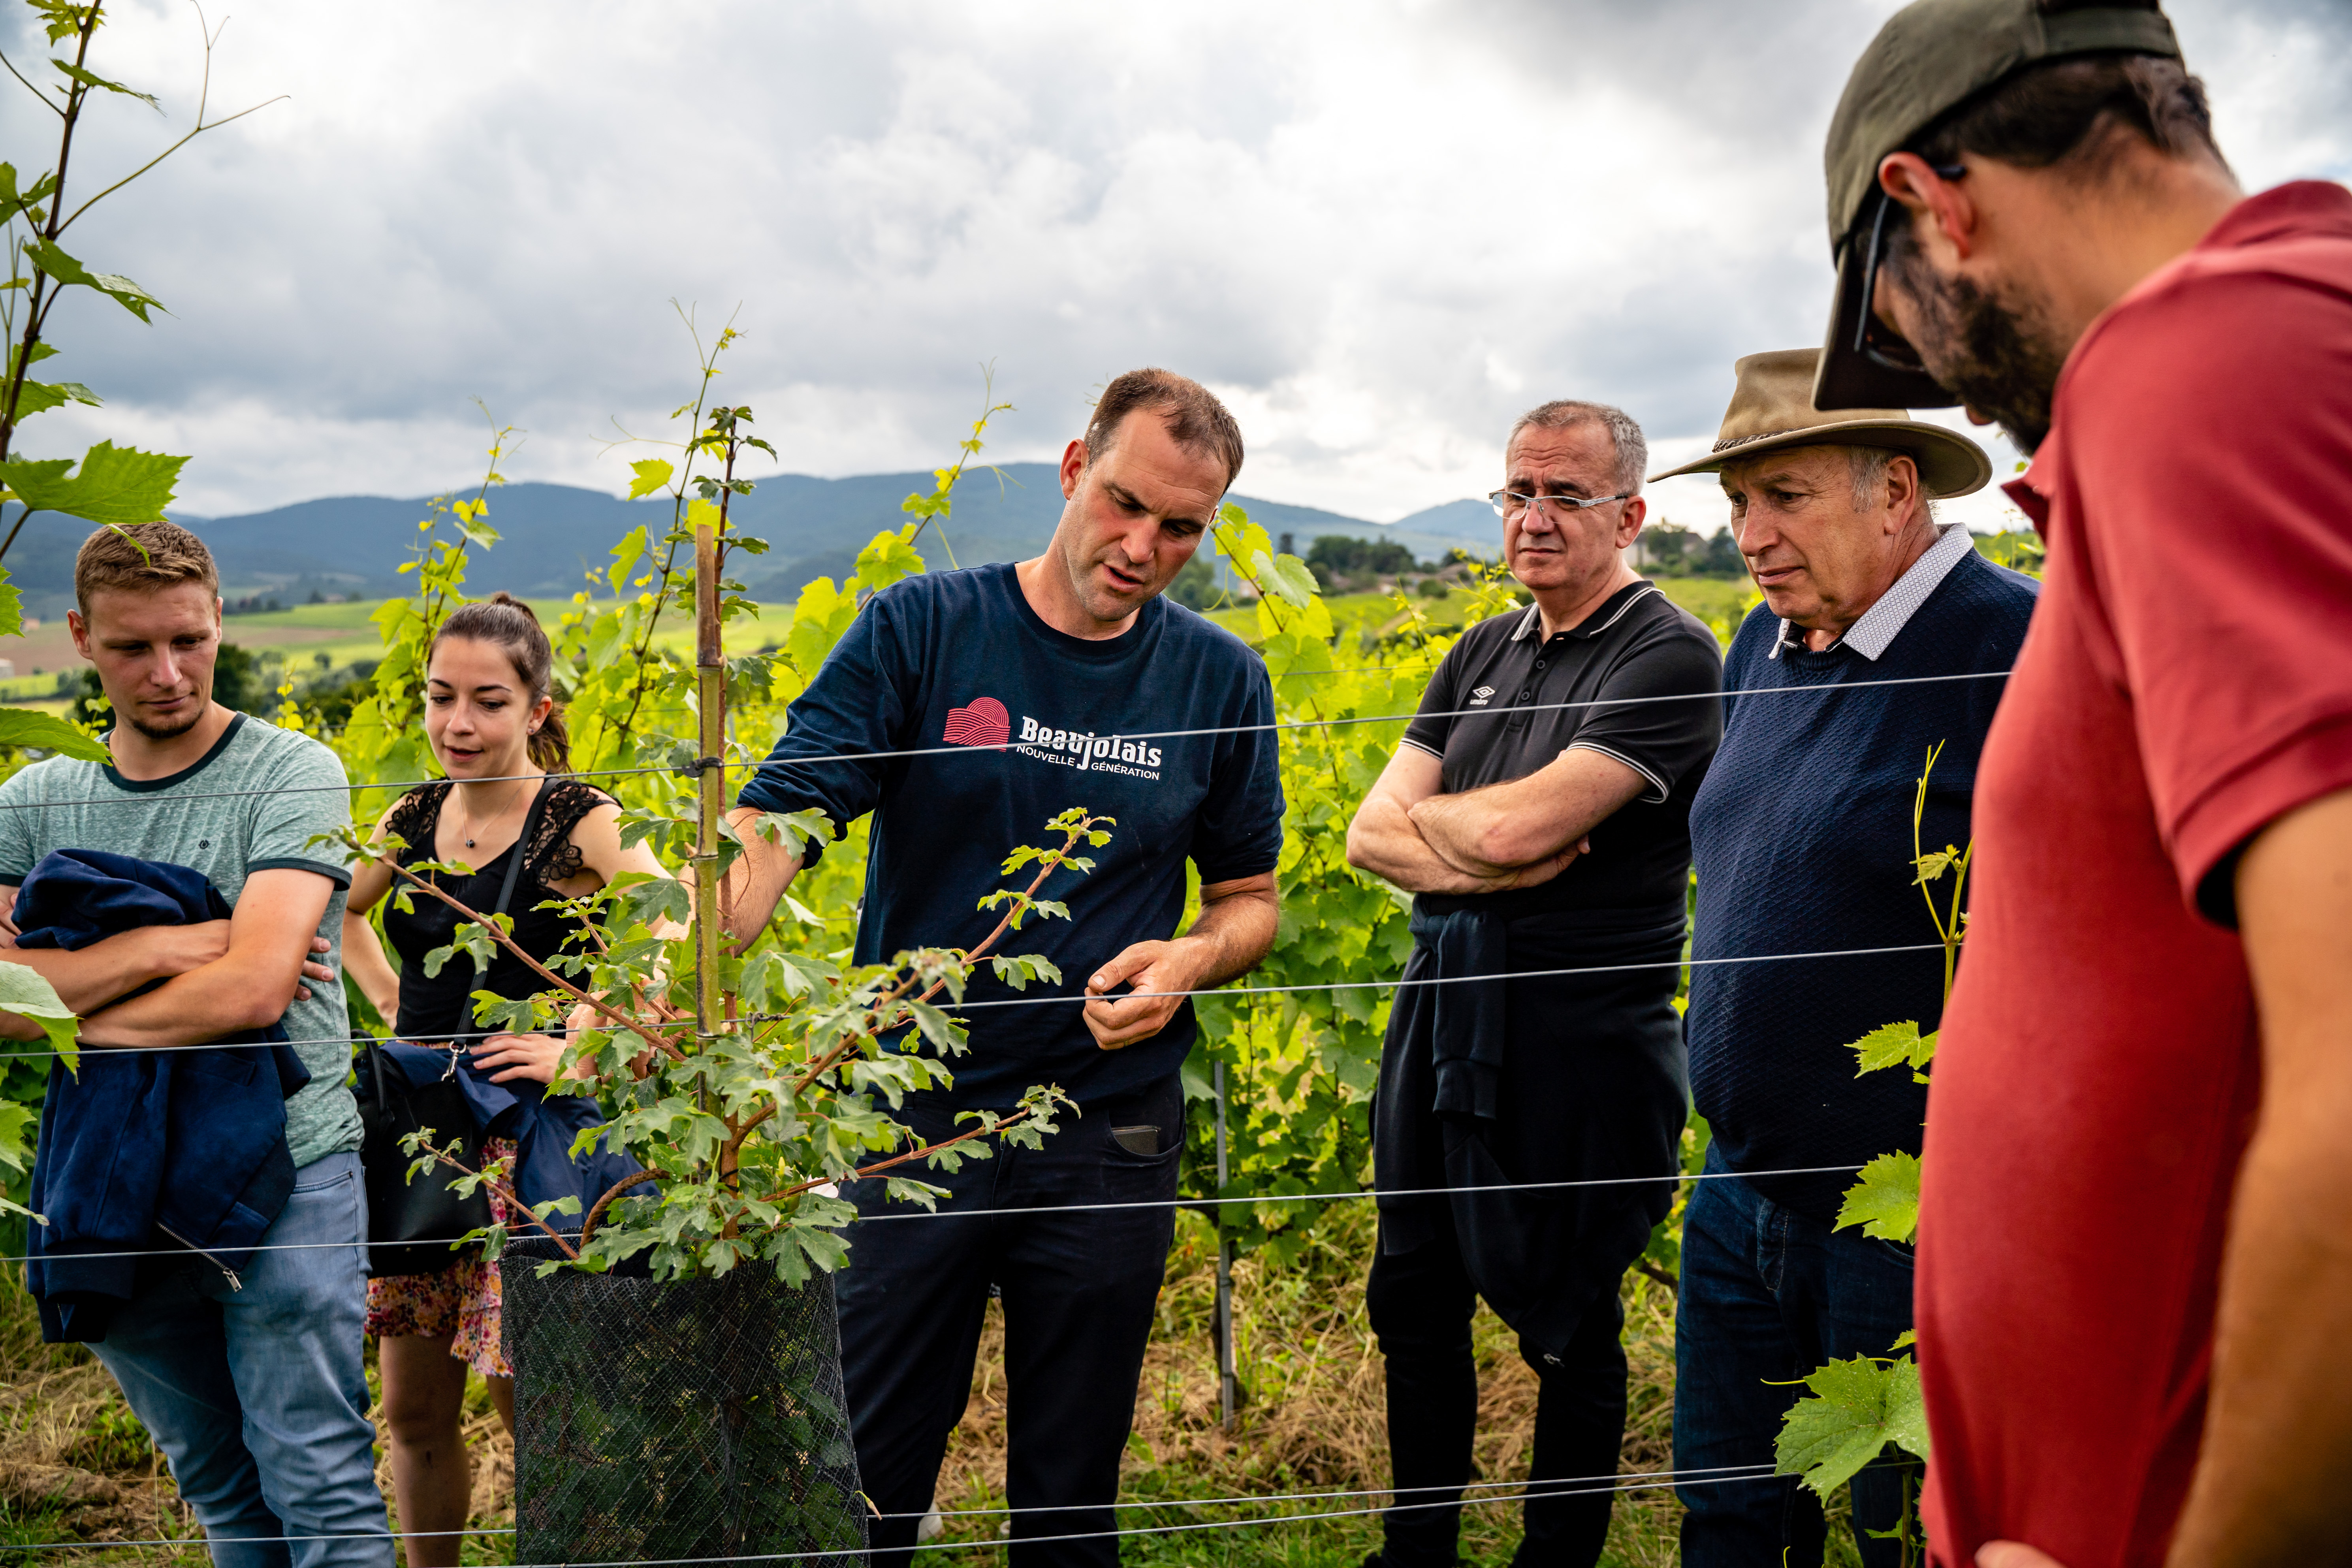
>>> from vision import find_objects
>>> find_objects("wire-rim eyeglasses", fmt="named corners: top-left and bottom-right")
top-left (1486, 489), bottom-right (1632, 521)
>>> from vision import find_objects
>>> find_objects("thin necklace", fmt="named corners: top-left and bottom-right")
top-left (455, 776), bottom-right (530, 850)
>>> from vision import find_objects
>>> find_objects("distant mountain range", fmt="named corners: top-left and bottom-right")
top-left (0, 465), bottom-right (1500, 613)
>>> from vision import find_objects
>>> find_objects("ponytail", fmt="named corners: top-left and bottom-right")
top-left (527, 704), bottom-right (570, 774)
top-left (433, 591), bottom-right (572, 774)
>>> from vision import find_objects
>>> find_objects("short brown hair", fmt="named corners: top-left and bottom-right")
top-left (1082, 369), bottom-right (1245, 489)
top-left (75, 521), bottom-right (220, 616)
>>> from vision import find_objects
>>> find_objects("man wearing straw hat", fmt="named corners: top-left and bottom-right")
top-left (1653, 348), bottom-right (2034, 1567)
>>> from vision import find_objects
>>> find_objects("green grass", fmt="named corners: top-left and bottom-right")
top-left (0, 1126), bottom-right (1885, 1568)
top-left (909, 1207), bottom-right (1689, 1568)
top-left (1654, 576), bottom-right (1761, 640)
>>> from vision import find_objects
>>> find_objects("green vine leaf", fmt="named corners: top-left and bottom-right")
top-left (0, 441), bottom-right (185, 526)
top-left (901, 1000), bottom-right (967, 1057)
top-left (853, 525), bottom-right (926, 593)
top-left (0, 1099), bottom-right (36, 1177)
top-left (0, 707), bottom-right (109, 762)
top-left (8, 379), bottom-right (101, 420)
top-left (23, 240), bottom-right (164, 322)
top-left (48, 57), bottom-right (161, 109)
top-left (25, 4), bottom-right (82, 46)
top-left (0, 961), bottom-right (79, 1076)
top-left (1251, 549), bottom-right (1321, 610)
top-left (1835, 1152), bottom-right (1921, 1243)
top-left (1775, 1355), bottom-right (1929, 1497)
top-left (1911, 845), bottom-right (1961, 885)
top-left (1848, 1020), bottom-right (1936, 1076)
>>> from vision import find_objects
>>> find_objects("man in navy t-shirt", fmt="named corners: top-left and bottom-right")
top-left (725, 369), bottom-right (1283, 1566)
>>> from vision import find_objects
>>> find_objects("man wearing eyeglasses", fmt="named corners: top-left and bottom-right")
top-left (1345, 400), bottom-right (1723, 1568)
top-left (1813, 3), bottom-right (2352, 1568)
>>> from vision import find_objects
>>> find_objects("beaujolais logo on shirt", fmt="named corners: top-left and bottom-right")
top-left (942, 696), bottom-right (1164, 781)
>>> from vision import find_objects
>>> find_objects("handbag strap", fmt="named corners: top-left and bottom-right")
top-left (477, 776), bottom-right (555, 974)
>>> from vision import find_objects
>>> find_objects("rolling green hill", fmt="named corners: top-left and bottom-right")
top-left (0, 470), bottom-right (1506, 619)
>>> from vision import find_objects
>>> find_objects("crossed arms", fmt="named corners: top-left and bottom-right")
top-left (0, 868), bottom-right (339, 1048)
top-left (1344, 743), bottom-right (1646, 896)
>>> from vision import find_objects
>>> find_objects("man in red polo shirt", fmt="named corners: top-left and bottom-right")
top-left (1810, 3), bottom-right (2352, 1566)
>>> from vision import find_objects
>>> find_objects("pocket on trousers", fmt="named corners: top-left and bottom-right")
top-left (1101, 1124), bottom-right (1182, 1193)
top-left (1110, 1124), bottom-right (1163, 1158)
top-left (286, 1159), bottom-right (368, 1245)
top-left (1871, 1237), bottom-right (1918, 1271)
top-left (292, 1164), bottom-right (359, 1197)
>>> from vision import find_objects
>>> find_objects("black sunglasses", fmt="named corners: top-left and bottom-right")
top-left (1852, 164), bottom-right (1968, 374)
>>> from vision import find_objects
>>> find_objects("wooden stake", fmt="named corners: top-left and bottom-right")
top-left (694, 499), bottom-right (724, 1043)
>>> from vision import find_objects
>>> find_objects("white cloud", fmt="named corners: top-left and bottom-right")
top-left (4, 0), bottom-right (2341, 526)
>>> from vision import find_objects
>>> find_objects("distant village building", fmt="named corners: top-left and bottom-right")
top-left (0, 659), bottom-right (16, 680)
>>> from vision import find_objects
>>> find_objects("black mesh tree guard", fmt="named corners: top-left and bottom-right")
top-left (502, 1236), bottom-right (867, 1565)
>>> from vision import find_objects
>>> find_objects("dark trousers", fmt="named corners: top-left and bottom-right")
top-left (1366, 1205), bottom-right (1630, 1568)
top-left (1673, 1148), bottom-right (1919, 1568)
top-left (837, 1076), bottom-right (1181, 1568)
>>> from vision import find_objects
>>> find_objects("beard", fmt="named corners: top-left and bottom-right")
top-left (1889, 249), bottom-right (2072, 455)
top-left (125, 697), bottom-right (206, 741)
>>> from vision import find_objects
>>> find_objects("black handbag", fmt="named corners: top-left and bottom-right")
top-left (356, 780), bottom-right (551, 1277)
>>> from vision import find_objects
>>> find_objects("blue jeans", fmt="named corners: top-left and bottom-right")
top-left (1673, 1148), bottom-right (1918, 1568)
top-left (92, 1151), bottom-right (393, 1568)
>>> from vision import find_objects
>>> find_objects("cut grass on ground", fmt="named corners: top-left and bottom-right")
top-left (2, 1205), bottom-right (1871, 1567)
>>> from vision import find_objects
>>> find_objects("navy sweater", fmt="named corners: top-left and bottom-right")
top-left (736, 565), bottom-right (1284, 1108)
top-left (1686, 551), bottom-right (2036, 1220)
top-left (19, 850), bottom-right (310, 1341)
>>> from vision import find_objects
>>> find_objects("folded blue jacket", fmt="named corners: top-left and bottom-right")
top-left (19, 849), bottom-right (311, 1343)
top-left (375, 1041), bottom-right (640, 1240)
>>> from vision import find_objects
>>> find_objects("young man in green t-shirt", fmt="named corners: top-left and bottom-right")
top-left (0, 523), bottom-right (391, 1567)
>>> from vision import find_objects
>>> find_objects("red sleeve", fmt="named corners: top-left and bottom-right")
top-left (2064, 261), bottom-right (2352, 922)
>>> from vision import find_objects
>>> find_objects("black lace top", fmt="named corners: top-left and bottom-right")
top-left (380, 777), bottom-right (617, 1043)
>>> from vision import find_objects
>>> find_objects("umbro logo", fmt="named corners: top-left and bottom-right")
top-left (1469, 685), bottom-right (1496, 707)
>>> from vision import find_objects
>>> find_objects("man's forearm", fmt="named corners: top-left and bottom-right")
top-left (1411, 781), bottom-right (1604, 876)
top-left (1410, 790), bottom-right (1526, 877)
top-left (2166, 1122), bottom-right (2352, 1566)
top-left (722, 806), bottom-right (806, 947)
top-left (0, 931), bottom-right (177, 1016)
top-left (1174, 883), bottom-right (1280, 988)
top-left (1346, 794), bottom-right (1507, 896)
top-left (1410, 750), bottom-right (1646, 875)
top-left (77, 954), bottom-right (298, 1050)
top-left (2167, 787), bottom-right (2352, 1567)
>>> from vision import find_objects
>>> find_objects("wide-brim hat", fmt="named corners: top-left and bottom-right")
top-left (1647, 347), bottom-right (1991, 497)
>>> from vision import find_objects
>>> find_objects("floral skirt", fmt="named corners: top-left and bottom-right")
top-left (365, 1136), bottom-right (516, 1379)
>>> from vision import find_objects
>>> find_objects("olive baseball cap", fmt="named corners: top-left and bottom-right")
top-left (1813, 0), bottom-right (2183, 410)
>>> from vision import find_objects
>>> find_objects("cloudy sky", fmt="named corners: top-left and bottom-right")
top-left (7, 0), bottom-right (2347, 534)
